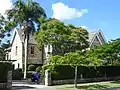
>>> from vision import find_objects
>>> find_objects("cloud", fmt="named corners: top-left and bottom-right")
top-left (0, 0), bottom-right (12, 16)
top-left (52, 2), bottom-right (88, 20)
top-left (81, 26), bottom-right (88, 29)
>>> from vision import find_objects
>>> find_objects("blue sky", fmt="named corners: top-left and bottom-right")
top-left (35, 0), bottom-right (120, 41)
top-left (1, 0), bottom-right (120, 41)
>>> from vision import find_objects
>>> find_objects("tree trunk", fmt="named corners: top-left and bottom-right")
top-left (24, 34), bottom-right (28, 79)
top-left (74, 66), bottom-right (77, 88)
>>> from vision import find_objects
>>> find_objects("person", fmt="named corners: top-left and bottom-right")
top-left (31, 71), bottom-right (40, 84)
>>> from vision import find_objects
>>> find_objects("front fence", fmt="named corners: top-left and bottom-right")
top-left (52, 76), bottom-right (120, 85)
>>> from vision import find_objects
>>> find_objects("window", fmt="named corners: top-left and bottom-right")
top-left (48, 45), bottom-right (50, 52)
top-left (47, 45), bottom-right (51, 54)
top-left (15, 46), bottom-right (18, 55)
top-left (31, 46), bottom-right (35, 54)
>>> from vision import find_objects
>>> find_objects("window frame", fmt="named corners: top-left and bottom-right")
top-left (15, 46), bottom-right (18, 55)
top-left (30, 45), bottom-right (35, 55)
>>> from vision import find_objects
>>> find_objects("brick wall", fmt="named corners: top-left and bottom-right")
top-left (0, 70), bottom-right (12, 90)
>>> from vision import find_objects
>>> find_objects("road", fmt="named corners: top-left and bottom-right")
top-left (12, 81), bottom-right (120, 90)
top-left (12, 81), bottom-right (56, 90)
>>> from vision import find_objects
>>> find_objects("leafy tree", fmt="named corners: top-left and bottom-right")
top-left (35, 18), bottom-right (89, 55)
top-left (0, 43), bottom-right (10, 60)
top-left (6, 0), bottom-right (46, 79)
top-left (0, 14), bottom-right (15, 44)
top-left (49, 51), bottom-right (102, 66)
top-left (86, 38), bottom-right (120, 65)
top-left (0, 13), bottom-right (15, 60)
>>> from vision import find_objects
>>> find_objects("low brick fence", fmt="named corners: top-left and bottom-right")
top-left (52, 76), bottom-right (120, 85)
top-left (0, 61), bottom-right (12, 90)
top-left (0, 70), bottom-right (12, 90)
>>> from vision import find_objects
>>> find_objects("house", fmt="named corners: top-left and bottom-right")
top-left (8, 28), bottom-right (106, 69)
top-left (8, 28), bottom-right (43, 69)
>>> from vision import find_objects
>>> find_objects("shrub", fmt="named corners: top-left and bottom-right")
top-left (12, 68), bottom-right (23, 80)
top-left (36, 66), bottom-right (42, 71)
top-left (42, 65), bottom-right (120, 80)
top-left (27, 71), bottom-right (34, 78)
top-left (28, 64), bottom-right (35, 71)
top-left (0, 61), bottom-right (12, 83)
top-left (42, 64), bottom-right (74, 80)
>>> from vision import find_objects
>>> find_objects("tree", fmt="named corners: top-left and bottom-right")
top-left (86, 38), bottom-right (120, 65)
top-left (0, 43), bottom-right (10, 60)
top-left (0, 14), bottom-right (15, 44)
top-left (0, 13), bottom-right (15, 60)
top-left (35, 18), bottom-right (89, 55)
top-left (49, 51), bottom-right (102, 66)
top-left (6, 0), bottom-right (46, 79)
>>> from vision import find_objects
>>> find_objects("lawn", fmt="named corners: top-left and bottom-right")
top-left (56, 80), bottom-right (120, 90)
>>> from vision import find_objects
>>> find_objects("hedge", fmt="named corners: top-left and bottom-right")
top-left (0, 61), bottom-right (12, 83)
top-left (42, 65), bottom-right (120, 80)
top-left (28, 64), bottom-right (35, 71)
top-left (27, 71), bottom-right (34, 78)
top-left (12, 68), bottom-right (23, 80)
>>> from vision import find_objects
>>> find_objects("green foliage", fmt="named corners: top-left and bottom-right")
top-left (49, 55), bottom-right (64, 64)
top-left (49, 51), bottom-right (102, 66)
top-left (0, 43), bottom-right (10, 60)
top-left (0, 62), bottom-right (12, 82)
top-left (28, 64), bottom-right (35, 71)
top-left (27, 71), bottom-right (34, 78)
top-left (0, 47), bottom-right (6, 60)
top-left (6, 0), bottom-right (47, 30)
top-left (86, 38), bottom-right (120, 65)
top-left (42, 64), bottom-right (120, 80)
top-left (35, 66), bottom-right (42, 71)
top-left (35, 18), bottom-right (89, 55)
top-left (0, 14), bottom-right (15, 43)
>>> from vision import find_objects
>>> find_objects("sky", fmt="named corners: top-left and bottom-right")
top-left (1, 0), bottom-right (120, 41)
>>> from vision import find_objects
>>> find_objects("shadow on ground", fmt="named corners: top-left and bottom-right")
top-left (12, 86), bottom-right (36, 90)
top-left (67, 84), bottom-right (110, 90)
top-left (111, 80), bottom-right (120, 84)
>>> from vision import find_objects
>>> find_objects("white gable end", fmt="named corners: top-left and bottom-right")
top-left (10, 30), bottom-right (23, 69)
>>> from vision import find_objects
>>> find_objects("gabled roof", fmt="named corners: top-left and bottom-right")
top-left (17, 28), bottom-right (24, 43)
top-left (89, 30), bottom-right (106, 47)
top-left (10, 28), bottom-right (37, 46)
top-left (10, 28), bottom-right (25, 46)
top-left (10, 28), bottom-right (106, 48)
top-left (88, 31), bottom-right (98, 43)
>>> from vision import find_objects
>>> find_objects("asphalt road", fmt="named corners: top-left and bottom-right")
top-left (12, 81), bottom-right (56, 90)
top-left (12, 81), bottom-right (120, 90)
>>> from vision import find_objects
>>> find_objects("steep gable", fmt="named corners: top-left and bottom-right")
top-left (10, 28), bottom-right (22, 46)
top-left (10, 28), bottom-right (23, 60)
top-left (89, 30), bottom-right (106, 48)
top-left (10, 28), bottom-right (37, 45)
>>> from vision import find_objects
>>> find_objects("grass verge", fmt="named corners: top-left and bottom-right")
top-left (56, 80), bottom-right (120, 90)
